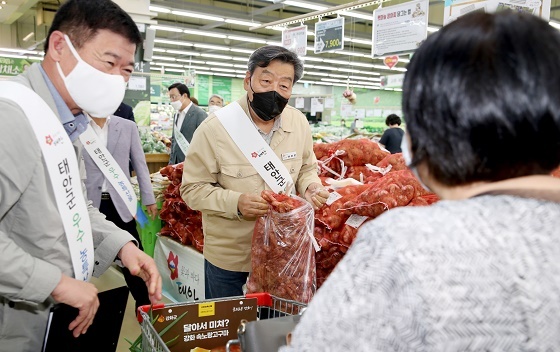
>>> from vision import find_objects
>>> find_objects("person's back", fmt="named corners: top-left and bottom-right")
top-left (292, 195), bottom-right (560, 350)
top-left (379, 127), bottom-right (404, 153)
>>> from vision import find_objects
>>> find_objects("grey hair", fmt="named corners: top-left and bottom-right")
top-left (209, 94), bottom-right (224, 104)
top-left (247, 45), bottom-right (304, 83)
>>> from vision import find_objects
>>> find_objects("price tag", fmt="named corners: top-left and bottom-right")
top-left (345, 214), bottom-right (368, 229)
top-left (282, 25), bottom-right (308, 57)
top-left (315, 17), bottom-right (344, 54)
top-left (326, 191), bottom-right (342, 206)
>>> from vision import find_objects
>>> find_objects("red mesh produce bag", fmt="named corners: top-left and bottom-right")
top-left (408, 194), bottom-right (440, 206)
top-left (158, 163), bottom-right (204, 251)
top-left (345, 166), bottom-right (384, 183)
top-left (376, 153), bottom-right (408, 172)
top-left (315, 184), bottom-right (371, 230)
top-left (247, 191), bottom-right (318, 304)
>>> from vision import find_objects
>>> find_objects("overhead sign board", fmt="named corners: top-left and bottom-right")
top-left (314, 17), bottom-right (345, 54)
top-left (282, 25), bottom-right (308, 57)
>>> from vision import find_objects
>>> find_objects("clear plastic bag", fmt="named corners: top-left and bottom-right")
top-left (247, 191), bottom-right (317, 304)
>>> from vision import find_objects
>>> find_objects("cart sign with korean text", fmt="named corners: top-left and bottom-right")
top-left (380, 73), bottom-right (405, 88)
top-left (314, 17), bottom-right (345, 54)
top-left (282, 25), bottom-right (308, 57)
top-left (150, 297), bottom-right (258, 351)
top-left (372, 0), bottom-right (429, 57)
top-left (443, 0), bottom-right (550, 25)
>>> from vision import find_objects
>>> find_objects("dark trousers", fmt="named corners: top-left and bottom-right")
top-left (99, 196), bottom-right (151, 310)
top-left (204, 259), bottom-right (249, 299)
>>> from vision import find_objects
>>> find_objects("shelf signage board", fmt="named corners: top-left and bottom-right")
top-left (314, 17), bottom-right (345, 54)
top-left (372, 0), bottom-right (429, 57)
top-left (282, 25), bottom-right (308, 57)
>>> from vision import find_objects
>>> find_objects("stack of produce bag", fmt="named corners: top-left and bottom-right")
top-left (158, 163), bottom-right (204, 252)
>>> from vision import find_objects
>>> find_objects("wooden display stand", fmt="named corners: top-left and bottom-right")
top-left (145, 153), bottom-right (169, 174)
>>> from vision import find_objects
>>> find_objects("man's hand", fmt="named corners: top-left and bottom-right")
top-left (51, 274), bottom-right (99, 337)
top-left (118, 242), bottom-right (162, 304)
top-left (238, 193), bottom-right (269, 218)
top-left (304, 183), bottom-right (329, 210)
top-left (145, 204), bottom-right (158, 220)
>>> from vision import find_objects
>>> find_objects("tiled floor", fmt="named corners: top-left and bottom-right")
top-left (91, 265), bottom-right (171, 352)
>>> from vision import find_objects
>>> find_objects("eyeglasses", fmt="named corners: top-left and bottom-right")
top-left (169, 94), bottom-right (182, 101)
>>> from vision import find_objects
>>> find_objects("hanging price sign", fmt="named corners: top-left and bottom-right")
top-left (282, 25), bottom-right (308, 57)
top-left (314, 17), bottom-right (345, 54)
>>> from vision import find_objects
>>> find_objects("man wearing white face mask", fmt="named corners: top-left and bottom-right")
top-left (167, 83), bottom-right (207, 165)
top-left (0, 0), bottom-right (162, 350)
top-left (208, 94), bottom-right (225, 114)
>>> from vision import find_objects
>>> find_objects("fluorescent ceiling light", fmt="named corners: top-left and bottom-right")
top-left (149, 6), bottom-right (171, 13)
top-left (236, 75), bottom-right (246, 78)
top-left (150, 66), bottom-right (163, 70)
top-left (231, 57), bottom-right (249, 61)
top-left (166, 49), bottom-right (199, 56)
top-left (151, 55), bottom-right (177, 61)
top-left (201, 53), bottom-right (233, 60)
top-left (22, 32), bottom-right (35, 42)
top-left (0, 47), bottom-right (40, 55)
top-left (27, 55), bottom-right (44, 60)
top-left (205, 61), bottom-right (234, 67)
top-left (234, 64), bottom-right (248, 68)
top-left (153, 62), bottom-right (184, 68)
top-left (183, 29), bottom-right (227, 38)
top-left (227, 35), bottom-right (267, 44)
top-left (150, 25), bottom-right (183, 33)
top-left (427, 25), bottom-right (440, 33)
top-left (348, 38), bottom-right (371, 45)
top-left (154, 38), bottom-right (191, 46)
top-left (195, 71), bottom-right (214, 75)
top-left (0, 53), bottom-right (27, 59)
top-left (216, 73), bottom-right (238, 77)
top-left (284, 1), bottom-right (326, 11)
top-left (176, 59), bottom-right (206, 64)
top-left (339, 11), bottom-right (372, 20)
top-left (230, 48), bottom-right (254, 54)
top-left (225, 19), bottom-right (261, 26)
top-left (172, 10), bottom-right (225, 22)
top-left (153, 48), bottom-right (166, 52)
top-left (393, 88), bottom-right (403, 91)
top-left (549, 21), bottom-right (560, 29)
top-left (166, 68), bottom-right (186, 73)
top-left (210, 67), bottom-right (237, 72)
top-left (302, 57), bottom-right (324, 62)
top-left (194, 43), bottom-right (226, 50)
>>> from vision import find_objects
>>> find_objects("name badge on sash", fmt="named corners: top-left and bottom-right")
top-left (0, 81), bottom-right (94, 281)
top-left (215, 102), bottom-right (293, 193)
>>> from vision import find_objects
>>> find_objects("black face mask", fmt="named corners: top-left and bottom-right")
top-left (249, 83), bottom-right (289, 121)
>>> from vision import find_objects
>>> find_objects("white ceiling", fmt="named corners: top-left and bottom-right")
top-left (3, 0), bottom-right (560, 90)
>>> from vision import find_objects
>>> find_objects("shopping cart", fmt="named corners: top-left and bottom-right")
top-left (137, 293), bottom-right (306, 352)
top-left (226, 293), bottom-right (307, 352)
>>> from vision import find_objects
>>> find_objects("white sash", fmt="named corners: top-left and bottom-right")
top-left (0, 81), bottom-right (94, 281)
top-left (173, 114), bottom-right (190, 156)
top-left (215, 102), bottom-right (293, 193)
top-left (79, 125), bottom-right (138, 218)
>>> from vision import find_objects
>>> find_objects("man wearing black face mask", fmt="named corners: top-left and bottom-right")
top-left (181, 45), bottom-right (329, 299)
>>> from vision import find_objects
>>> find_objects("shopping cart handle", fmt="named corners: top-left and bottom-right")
top-left (245, 292), bottom-right (273, 307)
top-left (136, 303), bottom-right (166, 323)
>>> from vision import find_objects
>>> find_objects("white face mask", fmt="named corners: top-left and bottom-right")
top-left (56, 34), bottom-right (127, 118)
top-left (401, 134), bottom-right (431, 191)
top-left (170, 99), bottom-right (183, 111)
top-left (208, 105), bottom-right (221, 114)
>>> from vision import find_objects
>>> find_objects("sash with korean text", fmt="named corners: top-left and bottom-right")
top-left (173, 114), bottom-right (190, 156)
top-left (79, 125), bottom-right (147, 226)
top-left (0, 81), bottom-right (94, 281)
top-left (215, 102), bottom-right (293, 193)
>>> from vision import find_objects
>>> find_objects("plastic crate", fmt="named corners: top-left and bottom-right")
top-left (136, 201), bottom-right (163, 257)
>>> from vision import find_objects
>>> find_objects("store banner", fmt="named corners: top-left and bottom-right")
top-left (154, 235), bottom-right (206, 303)
top-left (282, 25), bottom-right (308, 57)
top-left (372, 0), bottom-right (429, 57)
top-left (444, 0), bottom-right (551, 25)
top-left (314, 17), bottom-right (345, 54)
top-left (0, 57), bottom-right (40, 76)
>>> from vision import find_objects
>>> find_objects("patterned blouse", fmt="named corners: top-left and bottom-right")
top-left (280, 195), bottom-right (560, 351)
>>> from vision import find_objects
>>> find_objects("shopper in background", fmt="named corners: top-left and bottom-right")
top-left (0, 0), bottom-right (162, 350)
top-left (190, 96), bottom-right (199, 105)
top-left (167, 83), bottom-right (207, 164)
top-left (114, 101), bottom-right (135, 122)
top-left (83, 113), bottom-right (158, 312)
top-left (350, 118), bottom-right (359, 133)
top-left (340, 118), bottom-right (346, 127)
top-left (282, 11), bottom-right (560, 351)
top-left (208, 94), bottom-right (224, 114)
top-left (378, 113), bottom-right (404, 153)
top-left (181, 45), bottom-right (328, 299)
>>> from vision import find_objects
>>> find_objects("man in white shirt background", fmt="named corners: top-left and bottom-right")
top-left (167, 83), bottom-right (207, 164)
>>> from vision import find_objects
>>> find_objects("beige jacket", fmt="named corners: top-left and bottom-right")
top-left (181, 95), bottom-right (320, 272)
